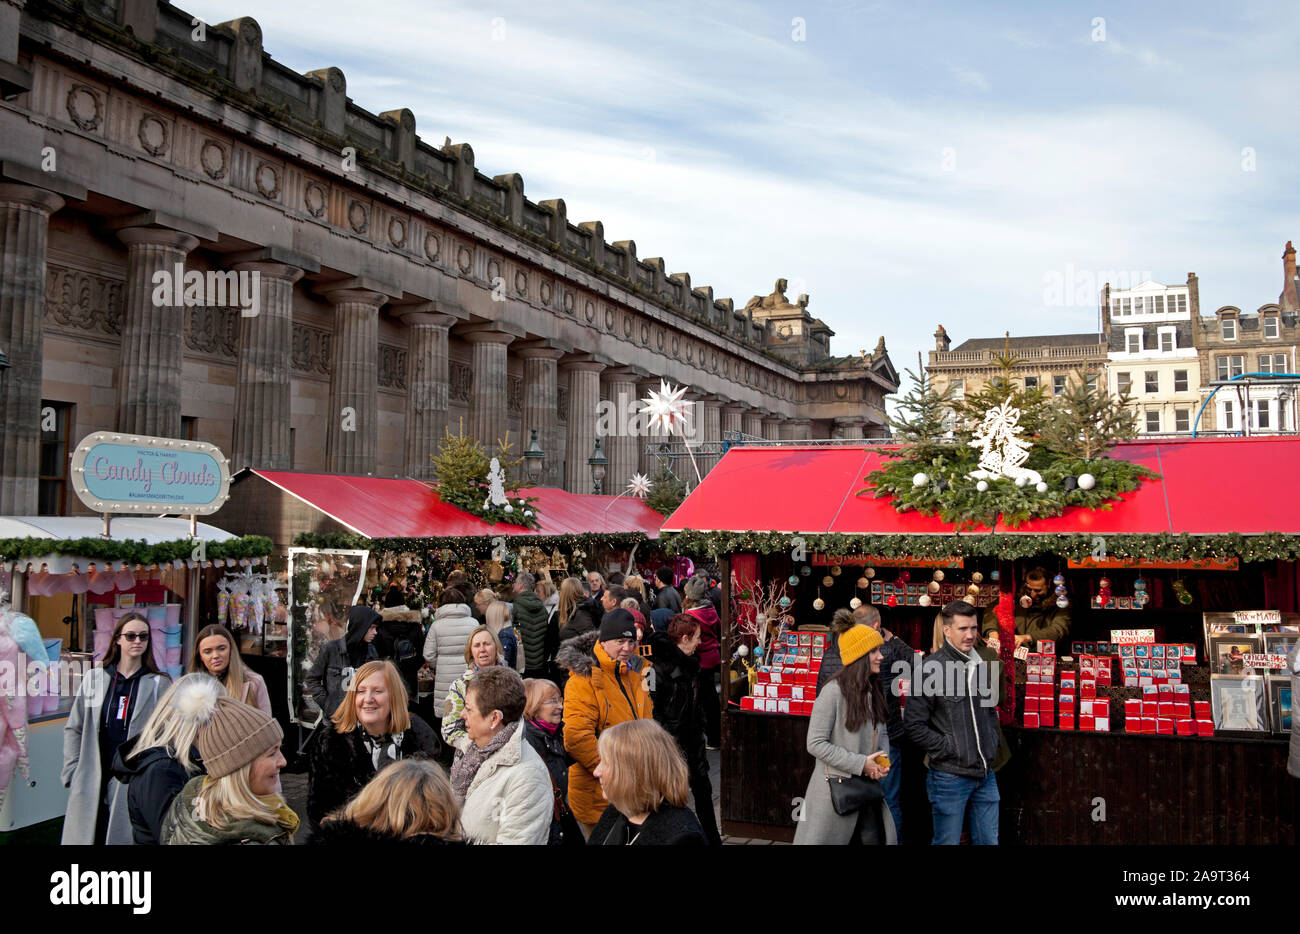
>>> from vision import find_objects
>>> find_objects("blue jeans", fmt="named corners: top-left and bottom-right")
top-left (878, 741), bottom-right (903, 842)
top-left (927, 768), bottom-right (999, 845)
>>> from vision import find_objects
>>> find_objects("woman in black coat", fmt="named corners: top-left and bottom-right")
top-left (588, 719), bottom-right (707, 846)
top-left (306, 661), bottom-right (440, 832)
top-left (309, 759), bottom-right (468, 847)
top-left (650, 616), bottom-right (721, 845)
top-left (522, 678), bottom-right (584, 845)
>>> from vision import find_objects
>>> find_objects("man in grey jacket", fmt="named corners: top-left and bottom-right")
top-left (904, 600), bottom-right (1003, 845)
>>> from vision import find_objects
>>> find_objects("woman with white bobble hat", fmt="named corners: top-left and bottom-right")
top-left (161, 694), bottom-right (297, 845)
top-left (111, 673), bottom-right (226, 845)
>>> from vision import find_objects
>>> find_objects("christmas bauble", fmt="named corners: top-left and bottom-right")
top-left (779, 596), bottom-right (792, 608)
top-left (524, 510), bottom-right (533, 518)
top-left (1053, 573), bottom-right (1066, 586)
top-left (971, 572), bottom-right (984, 584)
top-left (1055, 584), bottom-right (1067, 595)
top-left (1056, 596), bottom-right (1069, 608)
top-left (976, 480), bottom-right (989, 492)
top-left (990, 570), bottom-right (1000, 581)
top-left (913, 472), bottom-right (929, 487)
top-left (800, 565), bottom-right (812, 577)
top-left (886, 594), bottom-right (898, 607)
top-left (1020, 595), bottom-right (1032, 608)
top-left (1078, 473), bottom-right (1096, 491)
top-left (865, 567), bottom-right (876, 579)
top-left (788, 575), bottom-right (799, 586)
top-left (1133, 577), bottom-right (1147, 591)
top-left (503, 504), bottom-right (514, 513)
top-left (736, 644), bottom-right (749, 658)
top-left (967, 583), bottom-right (980, 596)
top-left (822, 575), bottom-right (834, 587)
top-left (1035, 481), bottom-right (1048, 493)
top-left (849, 597), bottom-right (862, 610)
top-left (932, 569), bottom-right (944, 582)
top-left (813, 598), bottom-right (825, 611)
top-left (830, 566), bottom-right (842, 576)
top-left (918, 594), bottom-right (932, 607)
top-left (857, 577), bottom-right (870, 589)
top-left (928, 580), bottom-right (940, 593)
top-left (753, 646), bottom-right (764, 659)
top-left (1179, 591), bottom-right (1194, 605)
top-left (1014, 476), bottom-right (1027, 488)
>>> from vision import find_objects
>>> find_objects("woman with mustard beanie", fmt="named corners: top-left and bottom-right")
top-left (161, 696), bottom-right (297, 845)
top-left (793, 624), bottom-right (897, 845)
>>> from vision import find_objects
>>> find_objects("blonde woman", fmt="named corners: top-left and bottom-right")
top-left (312, 759), bottom-right (468, 846)
top-left (161, 697), bottom-right (296, 844)
top-left (305, 659), bottom-right (439, 831)
top-left (623, 575), bottom-right (653, 621)
top-left (485, 599), bottom-right (523, 673)
top-left (190, 624), bottom-right (271, 715)
top-left (441, 627), bottom-right (505, 754)
top-left (589, 719), bottom-right (707, 845)
top-left (111, 673), bottom-right (226, 844)
top-left (557, 577), bottom-right (596, 638)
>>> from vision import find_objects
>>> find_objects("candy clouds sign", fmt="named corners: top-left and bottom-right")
top-left (70, 432), bottom-right (231, 515)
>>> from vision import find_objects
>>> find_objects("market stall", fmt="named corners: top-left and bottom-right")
top-left (662, 437), bottom-right (1300, 844)
top-left (0, 516), bottom-right (271, 833)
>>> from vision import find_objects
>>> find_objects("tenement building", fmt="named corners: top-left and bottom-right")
top-left (0, 0), bottom-right (898, 516)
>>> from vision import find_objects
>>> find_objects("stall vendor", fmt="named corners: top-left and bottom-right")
top-left (980, 567), bottom-right (1070, 648)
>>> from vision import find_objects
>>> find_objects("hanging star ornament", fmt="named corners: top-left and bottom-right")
top-left (626, 473), bottom-right (653, 499)
top-left (640, 380), bottom-right (692, 433)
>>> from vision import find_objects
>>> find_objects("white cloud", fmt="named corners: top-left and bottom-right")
top-left (949, 65), bottom-right (991, 92)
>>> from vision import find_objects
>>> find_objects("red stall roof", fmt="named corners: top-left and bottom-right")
top-left (662, 437), bottom-right (1300, 536)
top-left (249, 471), bottom-right (663, 539)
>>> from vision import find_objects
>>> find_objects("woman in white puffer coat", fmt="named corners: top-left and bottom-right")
top-left (422, 588), bottom-right (478, 715)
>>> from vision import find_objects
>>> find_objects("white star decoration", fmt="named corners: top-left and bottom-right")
top-left (626, 473), bottom-right (653, 498)
top-left (640, 380), bottom-right (692, 433)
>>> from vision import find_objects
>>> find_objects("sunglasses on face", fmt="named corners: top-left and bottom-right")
top-left (120, 631), bottom-right (150, 642)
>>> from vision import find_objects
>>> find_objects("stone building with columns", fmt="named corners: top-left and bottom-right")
top-left (0, 0), bottom-right (897, 517)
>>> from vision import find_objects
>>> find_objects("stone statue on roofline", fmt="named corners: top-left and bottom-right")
top-left (744, 278), bottom-right (797, 314)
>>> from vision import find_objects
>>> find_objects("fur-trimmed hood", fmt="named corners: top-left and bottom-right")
top-left (555, 630), bottom-right (649, 678)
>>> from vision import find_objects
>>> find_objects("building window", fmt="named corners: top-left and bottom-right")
top-left (39, 401), bottom-right (74, 516)
top-left (181, 416), bottom-right (199, 441)
top-left (1264, 316), bottom-right (1279, 339)
top-left (950, 377), bottom-right (965, 399)
top-left (1144, 371), bottom-right (1158, 393)
top-left (1159, 331), bottom-right (1175, 352)
top-left (1024, 376), bottom-right (1038, 389)
top-left (1221, 318), bottom-right (1236, 340)
top-left (1153, 295), bottom-right (1165, 314)
top-left (1216, 355), bottom-right (1244, 380)
top-left (1175, 408), bottom-right (1190, 432)
top-left (1121, 298), bottom-right (1131, 315)
top-left (1173, 294), bottom-right (1187, 314)
top-left (1053, 375), bottom-right (1066, 395)
top-left (1223, 401), bottom-right (1234, 430)
top-left (1174, 369), bottom-right (1189, 392)
top-left (1085, 373), bottom-right (1098, 393)
top-left (1126, 331), bottom-right (1141, 353)
top-left (1117, 372), bottom-right (1131, 394)
top-left (1145, 410), bottom-right (1160, 433)
top-left (1256, 400), bottom-right (1270, 430)
top-left (1259, 353), bottom-right (1287, 374)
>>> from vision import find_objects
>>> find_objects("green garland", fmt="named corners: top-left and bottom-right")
top-left (0, 535), bottom-right (274, 565)
top-left (292, 531), bottom-right (653, 557)
top-left (865, 453), bottom-right (1157, 529)
top-left (661, 530), bottom-right (1300, 563)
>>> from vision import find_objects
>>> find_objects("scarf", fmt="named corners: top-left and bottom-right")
top-left (528, 717), bottom-right (559, 736)
top-left (360, 729), bottom-right (405, 770)
top-left (195, 778), bottom-right (300, 836)
top-left (450, 719), bottom-right (519, 802)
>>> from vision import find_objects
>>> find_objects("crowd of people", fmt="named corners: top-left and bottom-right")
top-left (61, 566), bottom-right (724, 846)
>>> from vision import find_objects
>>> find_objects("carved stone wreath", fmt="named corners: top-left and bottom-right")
top-left (487, 259), bottom-right (501, 283)
top-left (540, 281), bottom-right (553, 305)
top-left (604, 308), bottom-right (614, 330)
top-left (255, 162), bottom-right (280, 200)
top-left (585, 301), bottom-right (595, 323)
top-left (66, 84), bottom-right (102, 131)
top-left (304, 182), bottom-right (327, 218)
top-left (457, 247), bottom-right (472, 274)
top-left (563, 292), bottom-right (575, 315)
top-left (514, 270), bottom-right (526, 295)
top-left (624, 315), bottom-right (633, 338)
top-left (388, 217), bottom-right (407, 248)
top-left (424, 232), bottom-right (441, 262)
top-left (200, 140), bottom-right (228, 180)
top-left (348, 201), bottom-right (369, 234)
top-left (138, 114), bottom-right (169, 157)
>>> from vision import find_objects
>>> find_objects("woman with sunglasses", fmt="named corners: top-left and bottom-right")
top-left (62, 612), bottom-right (170, 844)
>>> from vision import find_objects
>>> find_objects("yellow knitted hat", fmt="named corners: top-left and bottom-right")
top-left (838, 624), bottom-right (884, 668)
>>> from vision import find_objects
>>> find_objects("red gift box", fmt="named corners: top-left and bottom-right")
top-left (1140, 717), bottom-right (1156, 733)
top-left (1024, 712), bottom-right (1040, 728)
top-left (1173, 702), bottom-right (1191, 720)
top-left (1175, 719), bottom-right (1196, 736)
top-left (1041, 710), bottom-right (1055, 727)
top-left (1024, 696), bottom-right (1039, 714)
top-left (1158, 702), bottom-right (1174, 719)
top-left (1194, 700), bottom-right (1211, 719)
top-left (1093, 698), bottom-right (1110, 719)
top-left (1081, 680), bottom-right (1096, 699)
top-left (1156, 718), bottom-right (1174, 734)
top-left (1196, 719), bottom-right (1214, 737)
top-left (1079, 715), bottom-right (1095, 731)
top-left (1096, 669), bottom-right (1112, 686)
top-left (1125, 699), bottom-right (1142, 719)
top-left (1059, 714), bottom-right (1075, 730)
top-left (741, 696), bottom-right (755, 710)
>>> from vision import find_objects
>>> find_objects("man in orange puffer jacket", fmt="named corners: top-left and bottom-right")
top-left (556, 610), bottom-right (654, 836)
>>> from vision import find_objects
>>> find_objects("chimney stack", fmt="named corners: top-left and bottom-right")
top-left (1281, 242), bottom-right (1298, 313)
top-left (934, 324), bottom-right (951, 353)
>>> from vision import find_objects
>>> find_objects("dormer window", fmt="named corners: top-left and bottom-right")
top-left (1222, 318), bottom-right (1236, 340)
top-left (1264, 316), bottom-right (1279, 339)
top-left (1125, 330), bottom-right (1142, 353)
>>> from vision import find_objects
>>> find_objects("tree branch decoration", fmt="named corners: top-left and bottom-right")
top-left (431, 420), bottom-right (539, 528)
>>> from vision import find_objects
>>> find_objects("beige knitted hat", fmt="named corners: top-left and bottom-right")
top-left (197, 696), bottom-right (283, 779)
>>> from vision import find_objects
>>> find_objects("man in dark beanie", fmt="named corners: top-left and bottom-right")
top-left (654, 566), bottom-right (682, 614)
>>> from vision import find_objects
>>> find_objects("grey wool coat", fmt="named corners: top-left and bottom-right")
top-left (61, 666), bottom-right (168, 845)
top-left (792, 680), bottom-right (897, 845)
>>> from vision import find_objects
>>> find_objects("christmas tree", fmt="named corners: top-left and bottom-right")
top-left (886, 354), bottom-right (958, 461)
top-left (955, 341), bottom-right (1050, 445)
top-left (1038, 365), bottom-right (1138, 461)
top-left (431, 419), bottom-right (490, 515)
top-left (645, 466), bottom-right (688, 518)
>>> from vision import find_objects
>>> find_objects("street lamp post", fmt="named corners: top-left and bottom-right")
top-left (587, 437), bottom-right (608, 495)
top-left (523, 428), bottom-right (545, 484)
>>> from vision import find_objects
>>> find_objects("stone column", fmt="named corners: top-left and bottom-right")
top-left (763, 415), bottom-right (783, 440)
top-left (720, 402), bottom-right (744, 439)
top-left (602, 368), bottom-right (640, 492)
top-left (395, 305), bottom-right (458, 479)
top-left (229, 261), bottom-right (305, 472)
top-left (517, 344), bottom-right (564, 488)
top-left (699, 396), bottom-right (722, 475)
top-left (0, 185), bottom-right (63, 514)
top-left (465, 330), bottom-right (514, 451)
top-left (324, 287), bottom-right (385, 475)
top-left (834, 416), bottom-right (866, 439)
top-left (563, 360), bottom-right (604, 493)
top-left (741, 409), bottom-right (764, 439)
top-left (791, 417), bottom-right (813, 441)
top-left (115, 227), bottom-right (200, 437)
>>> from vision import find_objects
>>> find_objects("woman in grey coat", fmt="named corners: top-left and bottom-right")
top-left (62, 613), bottom-right (169, 844)
top-left (421, 588), bottom-right (479, 715)
top-left (794, 624), bottom-right (897, 845)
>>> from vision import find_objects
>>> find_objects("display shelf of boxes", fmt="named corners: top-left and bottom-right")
top-left (739, 631), bottom-right (825, 716)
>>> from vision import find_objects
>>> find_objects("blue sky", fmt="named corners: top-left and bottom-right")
top-left (187, 0), bottom-right (1299, 384)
